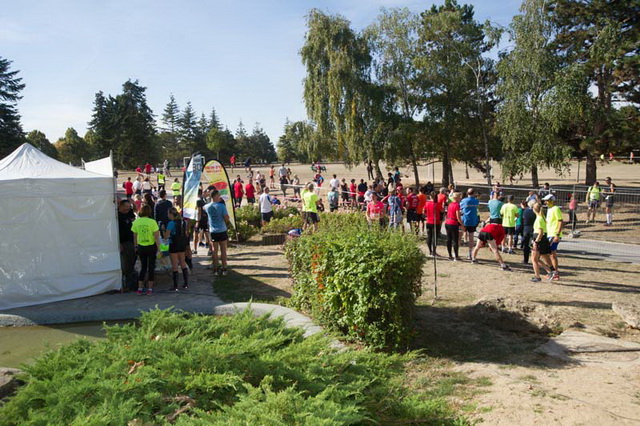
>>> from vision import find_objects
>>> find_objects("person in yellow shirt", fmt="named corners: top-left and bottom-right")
top-left (585, 181), bottom-right (601, 224)
top-left (171, 178), bottom-right (181, 199)
top-left (131, 205), bottom-right (161, 295)
top-left (157, 172), bottom-right (166, 191)
top-left (302, 183), bottom-right (323, 232)
top-left (543, 194), bottom-right (563, 281)
top-left (500, 195), bottom-right (519, 254)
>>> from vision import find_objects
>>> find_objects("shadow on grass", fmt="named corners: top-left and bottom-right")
top-left (410, 304), bottom-right (558, 367)
top-left (212, 270), bottom-right (291, 303)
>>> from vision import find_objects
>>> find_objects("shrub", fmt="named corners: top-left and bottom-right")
top-left (261, 215), bottom-right (304, 234)
top-left (285, 221), bottom-right (426, 350)
top-left (272, 205), bottom-right (299, 219)
top-left (0, 309), bottom-right (465, 425)
top-left (234, 205), bottom-right (261, 224)
top-left (228, 220), bottom-right (259, 242)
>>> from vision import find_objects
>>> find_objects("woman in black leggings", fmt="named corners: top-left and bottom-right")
top-left (444, 192), bottom-right (463, 260)
top-left (521, 201), bottom-right (536, 264)
top-left (131, 205), bottom-right (161, 295)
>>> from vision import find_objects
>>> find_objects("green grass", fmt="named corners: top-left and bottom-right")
top-left (0, 309), bottom-right (468, 425)
top-left (211, 270), bottom-right (291, 304)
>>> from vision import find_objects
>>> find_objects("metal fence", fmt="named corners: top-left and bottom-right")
top-left (454, 184), bottom-right (640, 254)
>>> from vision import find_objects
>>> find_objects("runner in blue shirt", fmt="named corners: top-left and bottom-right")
top-left (459, 188), bottom-right (480, 260)
top-left (204, 189), bottom-right (230, 276)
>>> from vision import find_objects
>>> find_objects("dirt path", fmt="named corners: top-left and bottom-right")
top-left (210, 236), bottom-right (640, 425)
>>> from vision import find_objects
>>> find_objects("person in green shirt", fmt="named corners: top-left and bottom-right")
top-left (500, 195), bottom-right (519, 254)
top-left (543, 194), bottom-right (563, 281)
top-left (585, 181), bottom-right (601, 224)
top-left (530, 203), bottom-right (553, 282)
top-left (302, 183), bottom-right (323, 232)
top-left (171, 178), bottom-right (182, 199)
top-left (131, 205), bottom-right (161, 295)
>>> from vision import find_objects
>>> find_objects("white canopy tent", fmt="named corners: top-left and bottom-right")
top-left (0, 143), bottom-right (121, 310)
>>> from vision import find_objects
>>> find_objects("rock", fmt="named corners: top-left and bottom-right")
top-left (0, 367), bottom-right (23, 400)
top-left (537, 330), bottom-right (640, 360)
top-left (461, 297), bottom-right (560, 334)
top-left (612, 302), bottom-right (640, 329)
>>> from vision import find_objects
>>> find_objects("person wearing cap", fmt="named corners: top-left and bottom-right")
top-left (603, 177), bottom-right (616, 226)
top-left (543, 194), bottom-right (563, 281)
top-left (585, 181), bottom-right (601, 224)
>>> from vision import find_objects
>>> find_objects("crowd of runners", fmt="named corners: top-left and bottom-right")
top-left (117, 161), bottom-right (619, 293)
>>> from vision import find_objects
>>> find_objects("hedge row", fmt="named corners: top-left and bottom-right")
top-left (285, 213), bottom-right (426, 350)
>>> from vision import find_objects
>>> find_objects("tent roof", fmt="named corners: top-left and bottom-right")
top-left (0, 143), bottom-right (107, 181)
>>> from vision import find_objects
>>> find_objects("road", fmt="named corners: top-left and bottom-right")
top-left (559, 237), bottom-right (640, 264)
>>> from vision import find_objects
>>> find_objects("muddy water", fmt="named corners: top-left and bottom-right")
top-left (0, 322), bottom-right (124, 368)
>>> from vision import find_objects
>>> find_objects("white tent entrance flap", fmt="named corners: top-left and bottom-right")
top-left (0, 144), bottom-right (121, 310)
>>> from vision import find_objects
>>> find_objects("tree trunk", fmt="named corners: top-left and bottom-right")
top-left (442, 151), bottom-right (451, 187)
top-left (411, 154), bottom-right (420, 189)
top-left (531, 165), bottom-right (539, 188)
top-left (374, 159), bottom-right (383, 181)
top-left (585, 152), bottom-right (597, 185)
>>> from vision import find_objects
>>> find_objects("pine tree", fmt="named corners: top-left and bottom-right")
top-left (0, 57), bottom-right (26, 157)
top-left (161, 94), bottom-right (180, 132)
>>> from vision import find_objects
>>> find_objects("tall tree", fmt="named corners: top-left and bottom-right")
top-left (367, 8), bottom-right (422, 185)
top-left (496, 0), bottom-right (572, 187)
top-left (26, 130), bottom-right (57, 159)
top-left (551, 0), bottom-right (640, 183)
top-left (161, 94), bottom-right (180, 132)
top-left (54, 128), bottom-right (89, 165)
top-left (249, 123), bottom-right (277, 163)
top-left (300, 9), bottom-right (374, 166)
top-left (178, 102), bottom-right (197, 149)
top-left (0, 57), bottom-right (25, 157)
top-left (416, 0), bottom-right (498, 186)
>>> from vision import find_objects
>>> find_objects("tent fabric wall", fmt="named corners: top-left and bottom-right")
top-left (0, 144), bottom-right (120, 310)
top-left (84, 156), bottom-right (113, 177)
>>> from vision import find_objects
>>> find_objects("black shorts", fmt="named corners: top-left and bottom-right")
top-left (478, 231), bottom-right (494, 243)
top-left (196, 220), bottom-right (209, 231)
top-left (341, 193), bottom-right (350, 201)
top-left (247, 197), bottom-right (255, 204)
top-left (417, 213), bottom-right (425, 222)
top-left (407, 209), bottom-right (418, 222)
top-left (210, 231), bottom-right (229, 242)
top-left (589, 200), bottom-right (600, 209)
top-left (306, 212), bottom-right (319, 224)
top-left (489, 218), bottom-right (502, 225)
top-left (261, 211), bottom-right (273, 222)
top-left (605, 197), bottom-right (614, 208)
top-left (504, 226), bottom-right (515, 235)
top-left (532, 233), bottom-right (551, 255)
top-left (464, 225), bottom-right (477, 233)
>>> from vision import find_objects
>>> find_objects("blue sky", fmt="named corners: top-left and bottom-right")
top-left (2, 0), bottom-right (522, 144)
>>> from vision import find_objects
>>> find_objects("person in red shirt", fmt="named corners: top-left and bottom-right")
top-left (416, 187), bottom-right (427, 235)
top-left (230, 154), bottom-right (236, 170)
top-left (123, 177), bottom-right (134, 199)
top-left (135, 166), bottom-right (142, 176)
top-left (437, 188), bottom-right (448, 224)
top-left (444, 192), bottom-right (463, 260)
top-left (471, 222), bottom-right (511, 270)
top-left (366, 193), bottom-right (386, 227)
top-left (405, 187), bottom-right (419, 233)
top-left (245, 181), bottom-right (256, 205)
top-left (144, 163), bottom-right (152, 175)
top-left (233, 177), bottom-right (244, 208)
top-left (349, 179), bottom-right (357, 209)
top-left (424, 192), bottom-right (442, 256)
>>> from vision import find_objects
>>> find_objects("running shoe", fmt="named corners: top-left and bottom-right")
top-left (182, 285), bottom-right (189, 290)
top-left (193, 249), bottom-right (198, 255)
top-left (552, 273), bottom-right (560, 281)
top-left (453, 257), bottom-right (460, 262)
top-left (501, 265), bottom-right (512, 271)
top-left (146, 289), bottom-right (153, 296)
top-left (547, 272), bottom-right (557, 282)
top-left (136, 289), bottom-right (143, 295)
top-left (449, 256), bottom-right (454, 261)
top-left (530, 277), bottom-right (541, 282)
top-left (507, 249), bottom-right (515, 255)
top-left (216, 268), bottom-right (223, 277)
top-left (222, 268), bottom-right (228, 276)
top-left (470, 258), bottom-right (478, 264)
top-left (169, 287), bottom-right (179, 292)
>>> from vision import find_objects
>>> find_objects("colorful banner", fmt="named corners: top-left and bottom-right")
top-left (203, 159), bottom-right (236, 233)
top-left (182, 154), bottom-right (203, 220)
